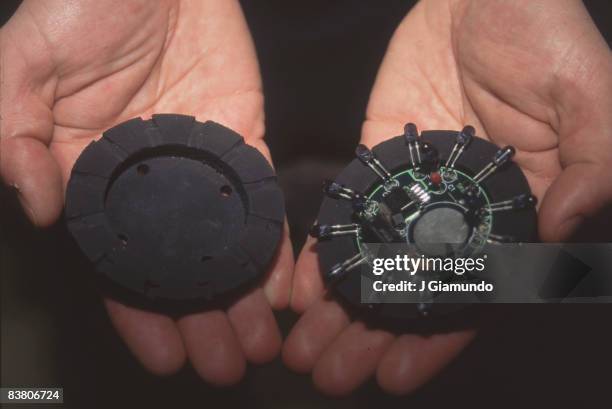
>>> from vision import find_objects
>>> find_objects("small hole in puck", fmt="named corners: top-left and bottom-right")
top-left (220, 185), bottom-right (232, 197)
top-left (118, 234), bottom-right (128, 246)
top-left (137, 163), bottom-right (149, 175)
top-left (200, 255), bottom-right (212, 262)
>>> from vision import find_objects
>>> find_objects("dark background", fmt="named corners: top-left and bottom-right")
top-left (1, 1), bottom-right (611, 408)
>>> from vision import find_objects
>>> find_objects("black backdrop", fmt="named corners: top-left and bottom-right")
top-left (1, 1), bottom-right (611, 408)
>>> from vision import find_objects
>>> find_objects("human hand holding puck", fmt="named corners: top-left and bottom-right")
top-left (284, 0), bottom-right (612, 396)
top-left (0, 0), bottom-right (294, 385)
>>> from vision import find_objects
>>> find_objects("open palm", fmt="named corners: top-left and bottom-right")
top-left (1, 0), bottom-right (293, 384)
top-left (285, 0), bottom-right (612, 396)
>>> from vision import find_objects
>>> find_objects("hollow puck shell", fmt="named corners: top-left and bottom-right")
top-left (65, 114), bottom-right (284, 305)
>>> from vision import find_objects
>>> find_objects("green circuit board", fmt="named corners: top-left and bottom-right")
top-left (356, 166), bottom-right (493, 257)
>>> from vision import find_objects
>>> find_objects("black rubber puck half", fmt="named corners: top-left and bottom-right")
top-left (312, 124), bottom-right (538, 331)
top-left (65, 114), bottom-right (284, 307)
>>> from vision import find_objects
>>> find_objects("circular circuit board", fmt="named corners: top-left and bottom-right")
top-left (312, 124), bottom-right (538, 328)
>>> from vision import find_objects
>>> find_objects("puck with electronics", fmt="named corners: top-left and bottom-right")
top-left (311, 123), bottom-right (538, 329)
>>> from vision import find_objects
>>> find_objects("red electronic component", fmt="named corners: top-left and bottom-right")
top-left (430, 171), bottom-right (442, 186)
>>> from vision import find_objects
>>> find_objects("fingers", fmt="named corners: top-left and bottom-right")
top-left (376, 330), bottom-right (475, 395)
top-left (103, 298), bottom-right (186, 376)
top-left (262, 221), bottom-right (295, 310)
top-left (282, 297), bottom-right (350, 373)
top-left (0, 137), bottom-right (63, 226)
top-left (312, 322), bottom-right (395, 397)
top-left (227, 288), bottom-right (281, 364)
top-left (290, 237), bottom-right (325, 313)
top-left (108, 288), bottom-right (282, 384)
top-left (177, 310), bottom-right (246, 386)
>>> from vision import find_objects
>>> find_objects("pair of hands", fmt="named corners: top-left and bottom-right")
top-left (2, 0), bottom-right (610, 396)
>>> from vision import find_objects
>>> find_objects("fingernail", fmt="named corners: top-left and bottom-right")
top-left (11, 184), bottom-right (39, 226)
top-left (263, 280), bottom-right (276, 305)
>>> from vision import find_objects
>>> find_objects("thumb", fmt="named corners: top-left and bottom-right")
top-left (539, 162), bottom-right (612, 242)
top-left (1, 14), bottom-right (63, 227)
top-left (1, 135), bottom-right (63, 227)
